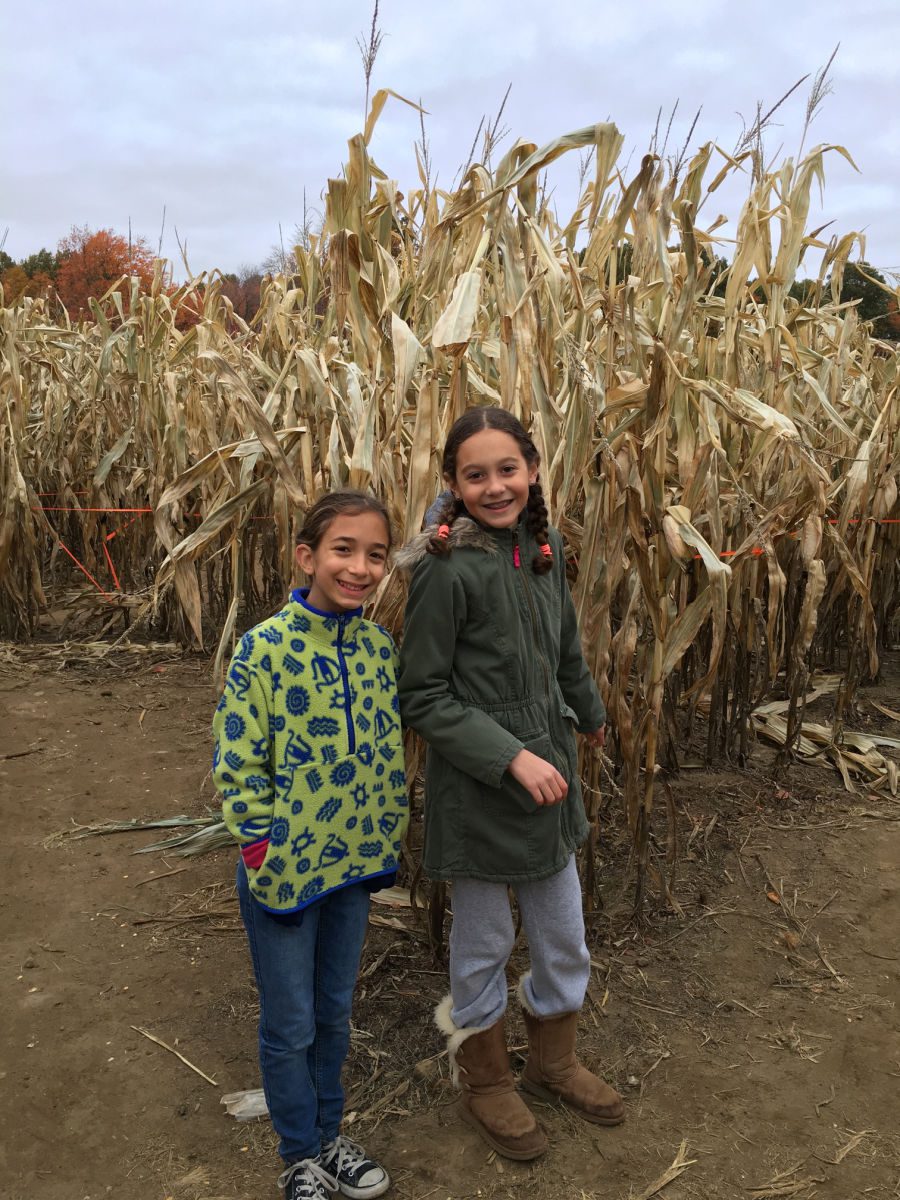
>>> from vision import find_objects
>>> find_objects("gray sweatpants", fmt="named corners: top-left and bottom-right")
top-left (448, 855), bottom-right (590, 1029)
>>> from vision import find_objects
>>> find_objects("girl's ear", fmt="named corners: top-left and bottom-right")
top-left (295, 542), bottom-right (315, 576)
top-left (528, 462), bottom-right (539, 486)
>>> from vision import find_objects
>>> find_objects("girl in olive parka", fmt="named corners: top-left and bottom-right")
top-left (398, 407), bottom-right (624, 1163)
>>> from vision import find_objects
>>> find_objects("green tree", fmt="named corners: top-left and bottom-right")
top-left (21, 248), bottom-right (58, 279)
top-left (707, 255), bottom-right (730, 298)
top-left (838, 261), bottom-right (893, 333)
top-left (789, 278), bottom-right (816, 304)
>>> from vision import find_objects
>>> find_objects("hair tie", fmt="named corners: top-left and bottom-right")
top-left (438, 524), bottom-right (451, 540)
top-left (540, 543), bottom-right (552, 559)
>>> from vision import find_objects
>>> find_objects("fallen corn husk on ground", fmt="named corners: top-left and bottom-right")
top-left (752, 704), bottom-right (900, 795)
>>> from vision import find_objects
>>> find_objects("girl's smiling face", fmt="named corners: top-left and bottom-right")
top-left (295, 510), bottom-right (389, 613)
top-left (450, 428), bottom-right (538, 529)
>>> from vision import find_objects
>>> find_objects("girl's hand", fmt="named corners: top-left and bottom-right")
top-left (585, 725), bottom-right (606, 749)
top-left (508, 749), bottom-right (568, 806)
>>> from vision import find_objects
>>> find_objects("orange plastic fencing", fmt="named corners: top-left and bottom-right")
top-left (30, 502), bottom-right (900, 603)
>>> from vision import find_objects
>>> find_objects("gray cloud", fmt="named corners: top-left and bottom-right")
top-left (2, 0), bottom-right (898, 276)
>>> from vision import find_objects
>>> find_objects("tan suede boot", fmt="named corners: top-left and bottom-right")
top-left (435, 996), bottom-right (548, 1161)
top-left (520, 1005), bottom-right (625, 1126)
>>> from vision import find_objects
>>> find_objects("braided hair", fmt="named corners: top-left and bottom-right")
top-left (427, 406), bottom-right (553, 574)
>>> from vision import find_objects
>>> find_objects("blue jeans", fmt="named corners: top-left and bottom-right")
top-left (236, 862), bottom-right (371, 1163)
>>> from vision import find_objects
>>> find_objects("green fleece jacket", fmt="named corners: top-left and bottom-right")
top-left (397, 517), bottom-right (605, 883)
top-left (213, 589), bottom-right (409, 912)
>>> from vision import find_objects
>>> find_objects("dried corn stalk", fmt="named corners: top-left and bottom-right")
top-left (2, 100), bottom-right (898, 906)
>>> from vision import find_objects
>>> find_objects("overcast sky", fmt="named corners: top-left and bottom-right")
top-left (3, 0), bottom-right (899, 278)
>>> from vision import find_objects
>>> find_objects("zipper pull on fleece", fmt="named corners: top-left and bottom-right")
top-left (512, 536), bottom-right (521, 569)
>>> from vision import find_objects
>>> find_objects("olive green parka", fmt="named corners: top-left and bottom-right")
top-left (397, 516), bottom-right (605, 883)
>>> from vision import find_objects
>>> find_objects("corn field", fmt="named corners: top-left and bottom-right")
top-left (2, 99), bottom-right (899, 902)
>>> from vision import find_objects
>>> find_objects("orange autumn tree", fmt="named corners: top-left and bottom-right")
top-left (55, 226), bottom-right (156, 318)
top-left (1, 265), bottom-right (31, 303)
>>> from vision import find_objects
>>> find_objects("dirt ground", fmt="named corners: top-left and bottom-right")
top-left (1, 644), bottom-right (898, 1200)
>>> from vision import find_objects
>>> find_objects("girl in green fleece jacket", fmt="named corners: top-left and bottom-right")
top-left (398, 407), bottom-right (624, 1162)
top-left (214, 491), bottom-right (408, 1200)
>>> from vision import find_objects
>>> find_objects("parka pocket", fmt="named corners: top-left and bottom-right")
top-left (504, 731), bottom-right (559, 814)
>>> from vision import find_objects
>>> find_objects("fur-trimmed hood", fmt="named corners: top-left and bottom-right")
top-left (393, 516), bottom-right (498, 573)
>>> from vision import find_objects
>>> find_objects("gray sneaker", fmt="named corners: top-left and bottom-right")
top-left (278, 1156), bottom-right (338, 1200)
top-left (320, 1135), bottom-right (390, 1199)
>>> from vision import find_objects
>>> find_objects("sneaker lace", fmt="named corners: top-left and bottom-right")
top-left (277, 1157), bottom-right (338, 1199)
top-left (323, 1134), bottom-right (368, 1174)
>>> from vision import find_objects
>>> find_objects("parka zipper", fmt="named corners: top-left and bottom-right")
top-left (335, 616), bottom-right (356, 754)
top-left (513, 531), bottom-right (571, 840)
top-left (513, 530), bottom-right (552, 702)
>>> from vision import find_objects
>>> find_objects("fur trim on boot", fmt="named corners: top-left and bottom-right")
top-left (434, 994), bottom-right (490, 1088)
top-left (516, 972), bottom-right (539, 1017)
top-left (434, 995), bottom-right (547, 1161)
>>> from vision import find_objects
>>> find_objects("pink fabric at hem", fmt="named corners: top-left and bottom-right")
top-left (240, 839), bottom-right (269, 870)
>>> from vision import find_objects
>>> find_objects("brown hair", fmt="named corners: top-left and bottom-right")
top-left (428, 407), bottom-right (553, 574)
top-left (297, 490), bottom-right (392, 551)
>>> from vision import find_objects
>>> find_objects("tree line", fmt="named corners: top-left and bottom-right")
top-left (704, 252), bottom-right (900, 339)
top-left (0, 226), bottom-right (264, 324)
top-left (3, 224), bottom-right (898, 340)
